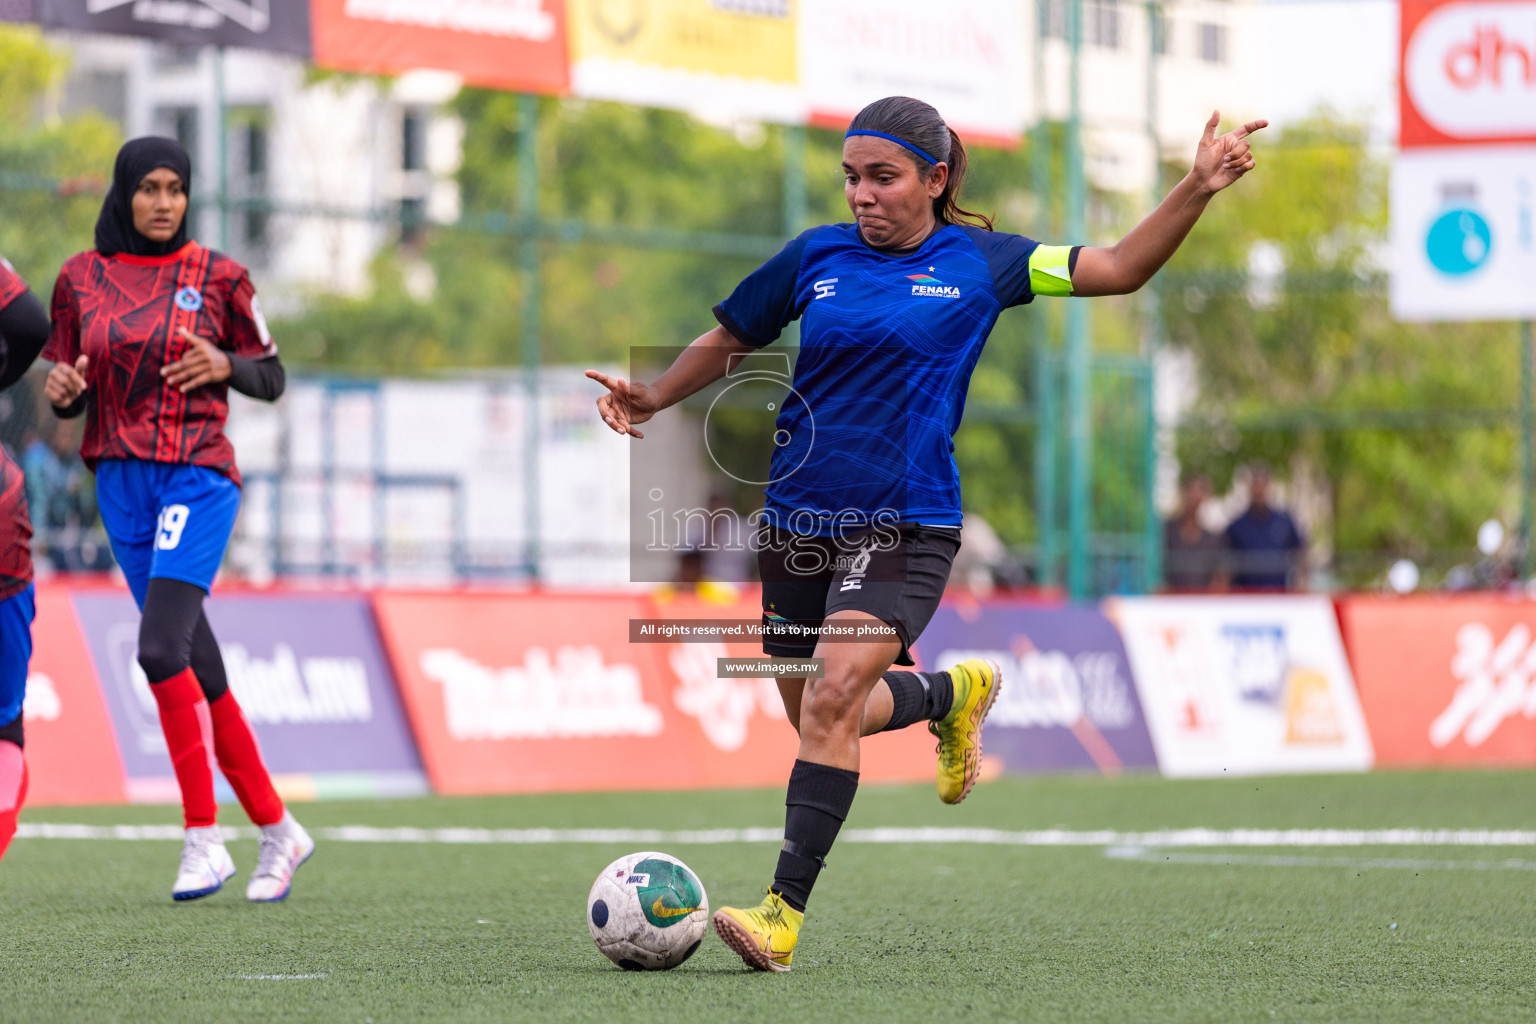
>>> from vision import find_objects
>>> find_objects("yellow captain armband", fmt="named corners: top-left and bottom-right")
top-left (1029, 244), bottom-right (1077, 298)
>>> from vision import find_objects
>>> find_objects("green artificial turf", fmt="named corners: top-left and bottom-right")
top-left (4, 771), bottom-right (1536, 1023)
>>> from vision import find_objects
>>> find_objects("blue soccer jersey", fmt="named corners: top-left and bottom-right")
top-left (715, 223), bottom-right (1047, 535)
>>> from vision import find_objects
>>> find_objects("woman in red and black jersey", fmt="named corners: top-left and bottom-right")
top-left (0, 253), bottom-right (52, 866)
top-left (42, 138), bottom-right (313, 902)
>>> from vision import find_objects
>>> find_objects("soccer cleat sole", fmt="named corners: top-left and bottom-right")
top-left (247, 843), bottom-right (315, 904)
top-left (712, 911), bottom-right (791, 973)
top-left (947, 659), bottom-right (1002, 807)
top-left (173, 869), bottom-right (234, 902)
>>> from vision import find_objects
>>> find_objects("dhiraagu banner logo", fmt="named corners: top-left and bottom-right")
top-left (568, 0), bottom-right (802, 122)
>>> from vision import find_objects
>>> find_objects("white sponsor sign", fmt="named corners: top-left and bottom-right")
top-left (667, 642), bottom-right (784, 752)
top-left (122, 643), bottom-right (374, 728)
top-left (22, 673), bottom-right (62, 723)
top-left (798, 0), bottom-right (1027, 142)
top-left (1404, 1), bottom-right (1536, 143)
top-left (1431, 621), bottom-right (1536, 748)
top-left (1110, 596), bottom-right (1374, 778)
top-left (419, 646), bottom-right (664, 740)
top-left (1390, 146), bottom-right (1536, 321)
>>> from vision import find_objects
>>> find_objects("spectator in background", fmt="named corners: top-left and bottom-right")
top-left (23, 417), bottom-right (110, 573)
top-left (1225, 464), bottom-right (1307, 590)
top-left (1163, 473), bottom-right (1228, 591)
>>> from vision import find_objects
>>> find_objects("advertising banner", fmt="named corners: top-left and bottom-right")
top-left (1110, 596), bottom-right (1373, 778)
top-left (911, 603), bottom-right (1156, 774)
top-left (1399, 0), bottom-right (1536, 150)
top-left (34, 0), bottom-right (312, 55)
top-left (1392, 0), bottom-right (1536, 321)
top-left (310, 0), bottom-right (569, 95)
top-left (799, 0), bottom-right (1026, 144)
top-left (372, 588), bottom-right (931, 795)
top-left (22, 585), bottom-right (127, 806)
top-left (1340, 596), bottom-right (1536, 766)
top-left (72, 591), bottom-right (426, 804)
top-left (566, 0), bottom-right (801, 123)
top-left (1389, 146), bottom-right (1536, 321)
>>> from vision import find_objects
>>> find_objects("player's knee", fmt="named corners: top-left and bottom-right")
top-left (802, 672), bottom-right (865, 730)
top-left (136, 632), bottom-right (191, 683)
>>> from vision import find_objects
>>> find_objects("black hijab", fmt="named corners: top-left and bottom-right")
top-left (95, 137), bottom-right (193, 258)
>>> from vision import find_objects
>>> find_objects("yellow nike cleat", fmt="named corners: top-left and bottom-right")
top-left (712, 890), bottom-right (803, 972)
top-left (930, 659), bottom-right (1002, 805)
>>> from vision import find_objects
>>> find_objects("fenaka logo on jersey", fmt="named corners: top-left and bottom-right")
top-left (174, 286), bottom-right (203, 312)
top-left (908, 273), bottom-right (961, 299)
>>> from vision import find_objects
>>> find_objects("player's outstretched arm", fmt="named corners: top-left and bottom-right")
top-left (587, 324), bottom-right (754, 439)
top-left (1072, 111), bottom-right (1267, 297)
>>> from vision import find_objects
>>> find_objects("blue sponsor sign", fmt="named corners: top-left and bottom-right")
top-left (72, 591), bottom-right (426, 802)
top-left (913, 603), bottom-right (1157, 773)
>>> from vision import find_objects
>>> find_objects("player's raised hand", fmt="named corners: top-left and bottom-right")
top-left (163, 328), bottom-right (232, 393)
top-left (44, 354), bottom-right (90, 408)
top-left (587, 369), bottom-right (659, 439)
top-left (1190, 110), bottom-right (1268, 195)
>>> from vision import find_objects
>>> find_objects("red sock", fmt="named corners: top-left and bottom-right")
top-left (0, 741), bottom-right (26, 863)
top-left (209, 690), bottom-right (284, 827)
top-left (149, 668), bottom-right (218, 828)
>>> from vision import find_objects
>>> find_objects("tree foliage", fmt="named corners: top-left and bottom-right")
top-left (1162, 112), bottom-right (1523, 582)
top-left (0, 26), bottom-right (121, 289)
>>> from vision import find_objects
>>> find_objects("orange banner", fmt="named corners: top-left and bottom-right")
top-left (371, 588), bottom-right (930, 795)
top-left (23, 585), bottom-right (128, 806)
top-left (1339, 596), bottom-right (1536, 766)
top-left (310, 0), bottom-right (570, 95)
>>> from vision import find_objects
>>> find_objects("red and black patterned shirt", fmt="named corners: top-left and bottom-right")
top-left (44, 241), bottom-right (276, 487)
top-left (0, 256), bottom-right (33, 600)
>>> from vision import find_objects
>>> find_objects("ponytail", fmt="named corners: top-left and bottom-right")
top-left (847, 97), bottom-right (993, 232)
top-left (937, 127), bottom-right (993, 231)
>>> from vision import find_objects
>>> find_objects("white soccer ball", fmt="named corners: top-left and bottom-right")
top-left (586, 851), bottom-right (709, 971)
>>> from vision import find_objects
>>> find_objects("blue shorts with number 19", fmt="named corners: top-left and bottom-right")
top-left (95, 458), bottom-right (241, 607)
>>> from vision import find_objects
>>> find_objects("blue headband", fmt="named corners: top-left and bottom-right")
top-left (844, 129), bottom-right (941, 167)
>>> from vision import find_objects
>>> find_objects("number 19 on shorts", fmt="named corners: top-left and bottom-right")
top-left (156, 504), bottom-right (190, 550)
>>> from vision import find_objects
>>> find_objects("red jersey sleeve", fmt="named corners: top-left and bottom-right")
top-left (225, 270), bottom-right (276, 358)
top-left (0, 256), bottom-right (26, 310)
top-left (43, 268), bottom-right (81, 365)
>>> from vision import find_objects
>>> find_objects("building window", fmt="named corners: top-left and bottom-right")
top-left (242, 121), bottom-right (270, 249)
top-left (1151, 9), bottom-right (1170, 55)
top-left (1198, 21), bottom-right (1227, 63)
top-left (1087, 0), bottom-right (1120, 48)
top-left (245, 121), bottom-right (268, 180)
top-left (400, 197), bottom-right (427, 245)
top-left (154, 107), bottom-right (199, 156)
top-left (402, 110), bottom-right (426, 172)
top-left (1039, 0), bottom-right (1066, 40)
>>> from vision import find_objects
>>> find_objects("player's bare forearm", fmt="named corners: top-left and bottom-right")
top-left (1073, 175), bottom-right (1212, 297)
top-left (650, 325), bottom-right (755, 411)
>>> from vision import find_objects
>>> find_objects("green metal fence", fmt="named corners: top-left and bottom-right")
top-left (1033, 348), bottom-right (1159, 596)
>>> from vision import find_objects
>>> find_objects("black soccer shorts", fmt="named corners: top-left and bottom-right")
top-left (757, 522), bottom-right (960, 667)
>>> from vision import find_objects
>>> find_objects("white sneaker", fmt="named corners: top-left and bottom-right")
top-left (246, 812), bottom-right (315, 903)
top-left (173, 825), bottom-right (236, 901)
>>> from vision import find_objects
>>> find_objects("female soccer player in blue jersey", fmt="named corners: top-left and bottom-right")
top-left (42, 138), bottom-right (313, 902)
top-left (589, 96), bottom-right (1264, 971)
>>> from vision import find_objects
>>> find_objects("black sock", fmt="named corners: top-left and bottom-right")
top-left (772, 759), bottom-right (859, 912)
top-left (878, 671), bottom-right (954, 732)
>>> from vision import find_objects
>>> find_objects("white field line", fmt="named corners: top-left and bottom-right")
top-left (16, 824), bottom-right (1536, 848)
top-left (232, 974), bottom-right (328, 981)
top-left (1105, 847), bottom-right (1536, 871)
